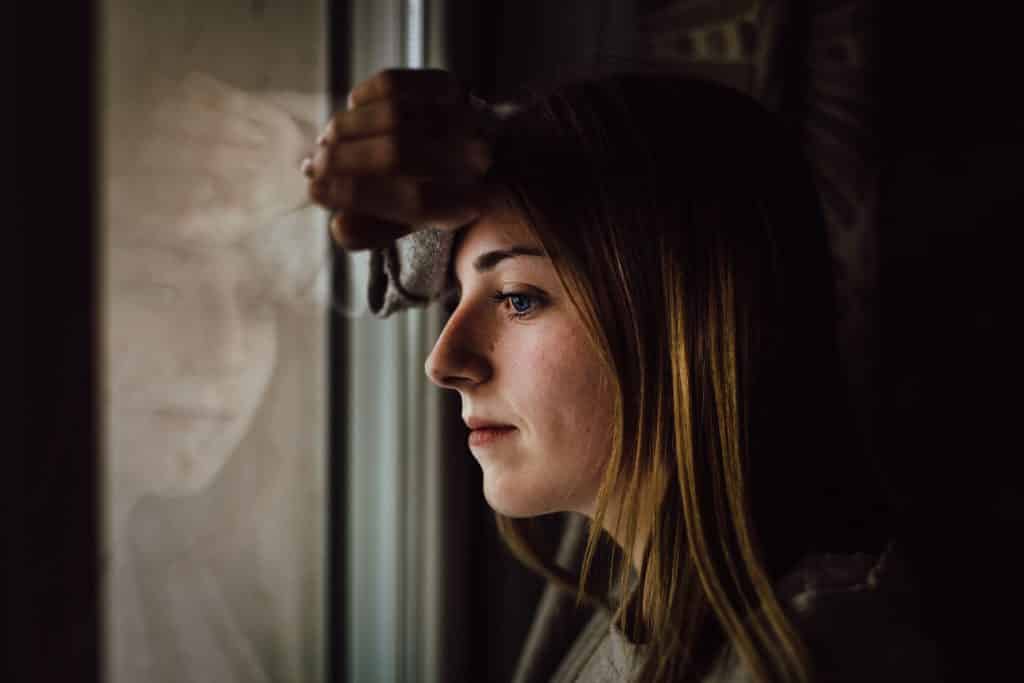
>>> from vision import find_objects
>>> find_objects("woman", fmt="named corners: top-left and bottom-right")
top-left (307, 68), bottom-right (936, 682)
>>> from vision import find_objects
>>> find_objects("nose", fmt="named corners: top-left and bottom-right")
top-left (424, 306), bottom-right (492, 390)
top-left (187, 289), bottom-right (250, 374)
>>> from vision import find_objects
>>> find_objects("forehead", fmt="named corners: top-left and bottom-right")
top-left (454, 205), bottom-right (540, 266)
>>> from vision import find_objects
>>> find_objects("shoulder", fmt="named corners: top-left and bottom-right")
top-left (710, 542), bottom-right (945, 683)
top-left (556, 543), bottom-right (945, 683)
top-left (550, 607), bottom-right (629, 683)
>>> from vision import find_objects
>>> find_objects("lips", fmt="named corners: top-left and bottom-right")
top-left (464, 416), bottom-right (517, 448)
top-left (465, 416), bottom-right (514, 430)
top-left (467, 426), bottom-right (516, 447)
top-left (153, 406), bottom-right (237, 421)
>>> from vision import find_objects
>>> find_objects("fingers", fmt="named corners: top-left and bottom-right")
top-left (313, 96), bottom-right (490, 178)
top-left (308, 133), bottom-right (491, 179)
top-left (305, 68), bottom-right (494, 250)
top-left (319, 96), bottom-right (473, 145)
top-left (310, 176), bottom-right (485, 236)
top-left (347, 68), bottom-right (463, 110)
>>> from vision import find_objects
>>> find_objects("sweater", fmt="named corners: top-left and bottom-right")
top-left (547, 542), bottom-right (942, 682)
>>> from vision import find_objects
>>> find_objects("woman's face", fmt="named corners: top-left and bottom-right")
top-left (425, 206), bottom-right (615, 518)
top-left (107, 243), bottom-right (278, 498)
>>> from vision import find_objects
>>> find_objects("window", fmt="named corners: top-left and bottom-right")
top-left (100, 2), bottom-right (329, 681)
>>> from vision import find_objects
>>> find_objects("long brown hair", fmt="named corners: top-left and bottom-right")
top-left (484, 72), bottom-right (888, 682)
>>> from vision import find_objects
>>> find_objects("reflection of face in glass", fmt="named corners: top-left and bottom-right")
top-left (107, 244), bottom-right (278, 501)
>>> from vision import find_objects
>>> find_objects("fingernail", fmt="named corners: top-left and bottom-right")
top-left (316, 133), bottom-right (327, 146)
top-left (300, 157), bottom-right (313, 177)
top-left (346, 90), bottom-right (355, 111)
top-left (330, 213), bottom-right (345, 244)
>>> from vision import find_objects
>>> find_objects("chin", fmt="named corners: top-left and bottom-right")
top-left (482, 472), bottom-right (559, 519)
top-left (147, 435), bottom-right (237, 498)
top-left (159, 452), bottom-right (230, 497)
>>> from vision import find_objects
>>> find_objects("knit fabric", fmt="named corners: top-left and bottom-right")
top-left (549, 542), bottom-right (942, 682)
top-left (365, 227), bottom-right (456, 317)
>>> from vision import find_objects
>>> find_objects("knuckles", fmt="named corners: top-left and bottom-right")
top-left (377, 100), bottom-right (403, 130)
top-left (375, 136), bottom-right (404, 174)
top-left (357, 67), bottom-right (464, 106)
top-left (371, 69), bottom-right (402, 97)
top-left (309, 175), bottom-right (356, 208)
top-left (308, 177), bottom-right (334, 205)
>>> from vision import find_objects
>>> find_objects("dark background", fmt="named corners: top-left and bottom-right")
top-left (15, 1), bottom-right (1022, 681)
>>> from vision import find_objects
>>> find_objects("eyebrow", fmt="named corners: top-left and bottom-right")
top-left (450, 245), bottom-right (546, 288)
top-left (472, 245), bottom-right (546, 273)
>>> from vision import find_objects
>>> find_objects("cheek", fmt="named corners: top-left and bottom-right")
top-left (237, 317), bottom-right (278, 406)
top-left (107, 304), bottom-right (177, 396)
top-left (515, 326), bottom-right (613, 457)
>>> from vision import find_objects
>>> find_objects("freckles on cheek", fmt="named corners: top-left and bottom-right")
top-left (501, 333), bottom-right (559, 435)
top-left (525, 329), bottom-right (596, 438)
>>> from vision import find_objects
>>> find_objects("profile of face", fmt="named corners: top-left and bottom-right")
top-left (107, 243), bottom-right (278, 500)
top-left (425, 205), bottom-right (615, 518)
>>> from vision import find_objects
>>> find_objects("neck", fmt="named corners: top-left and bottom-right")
top-left (580, 498), bottom-right (650, 576)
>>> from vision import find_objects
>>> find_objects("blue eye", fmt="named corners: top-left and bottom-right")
top-left (508, 294), bottom-right (533, 313)
top-left (492, 290), bottom-right (546, 319)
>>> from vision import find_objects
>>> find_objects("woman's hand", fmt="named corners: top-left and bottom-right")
top-left (304, 69), bottom-right (496, 250)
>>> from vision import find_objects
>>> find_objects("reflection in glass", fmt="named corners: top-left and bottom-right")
top-left (100, 2), bottom-right (328, 681)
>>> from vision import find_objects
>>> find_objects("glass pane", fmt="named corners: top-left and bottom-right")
top-left (99, 2), bottom-right (329, 682)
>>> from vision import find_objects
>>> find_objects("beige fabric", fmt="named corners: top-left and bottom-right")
top-left (366, 227), bottom-right (456, 317)
top-left (511, 514), bottom-right (598, 683)
top-left (546, 542), bottom-right (942, 682)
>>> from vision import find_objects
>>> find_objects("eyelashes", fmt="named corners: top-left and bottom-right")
top-left (442, 288), bottom-right (549, 320)
top-left (491, 290), bottom-right (545, 320)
